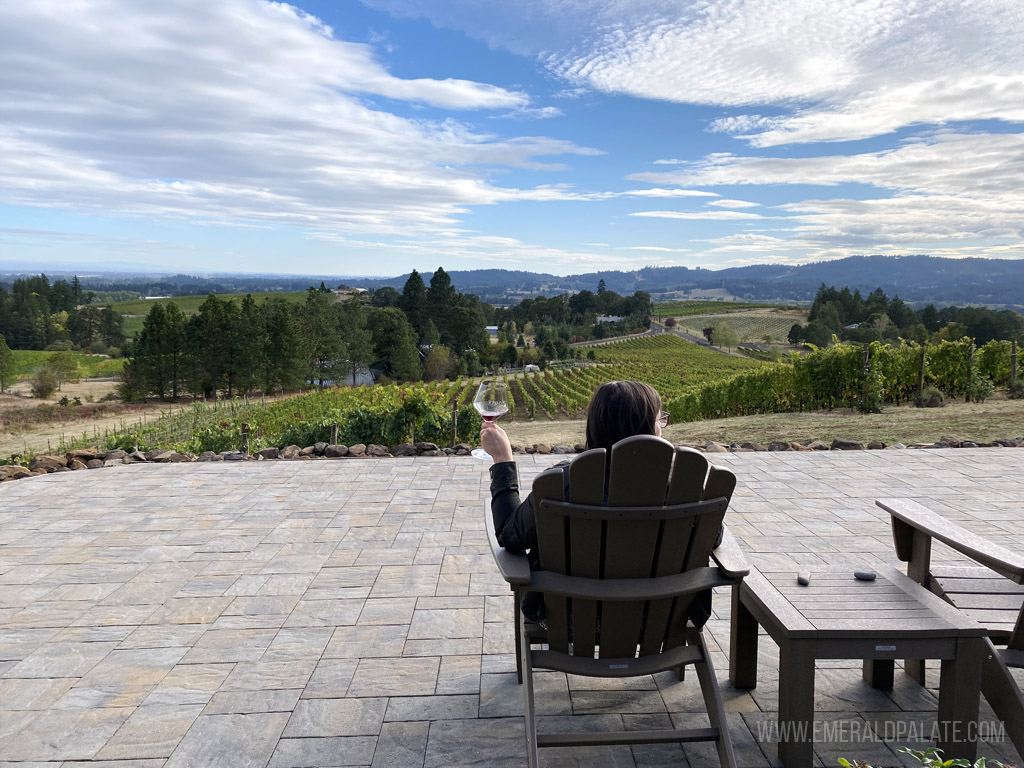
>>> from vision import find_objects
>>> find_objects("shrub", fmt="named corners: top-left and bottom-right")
top-left (30, 367), bottom-right (58, 399)
top-left (966, 372), bottom-right (995, 403)
top-left (914, 385), bottom-right (945, 408)
top-left (1008, 381), bottom-right (1024, 399)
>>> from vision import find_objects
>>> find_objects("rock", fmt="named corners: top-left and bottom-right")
top-left (255, 447), bottom-right (280, 460)
top-left (86, 458), bottom-right (104, 469)
top-left (1, 465), bottom-right (32, 480)
top-left (129, 451), bottom-right (148, 462)
top-left (703, 442), bottom-right (729, 453)
top-left (908, 443), bottom-right (933, 449)
top-left (420, 449), bottom-right (444, 457)
top-left (551, 445), bottom-right (573, 454)
top-left (511, 444), bottom-right (526, 454)
top-left (995, 438), bottom-right (1019, 448)
top-left (831, 438), bottom-right (865, 450)
top-left (941, 434), bottom-right (967, 448)
top-left (299, 446), bottom-right (316, 456)
top-left (279, 445), bottom-right (301, 459)
top-left (391, 443), bottom-right (417, 457)
top-left (348, 443), bottom-right (367, 457)
top-left (443, 447), bottom-right (453, 455)
top-left (415, 442), bottom-right (439, 453)
top-left (768, 441), bottom-right (790, 451)
top-left (788, 442), bottom-right (810, 451)
top-left (890, 443), bottom-right (907, 449)
top-left (53, 466), bottom-right (72, 472)
top-left (728, 443), bottom-right (753, 452)
top-left (146, 449), bottom-right (175, 462)
top-left (454, 446), bottom-right (470, 456)
top-left (367, 444), bottom-right (389, 457)
top-left (574, 444), bottom-right (586, 453)
top-left (69, 458), bottom-right (87, 470)
top-left (455, 443), bottom-right (472, 454)
top-left (31, 468), bottom-right (48, 476)
top-left (867, 440), bottom-right (886, 450)
top-left (223, 451), bottom-right (247, 461)
top-left (104, 449), bottom-right (127, 461)
top-left (806, 440), bottom-right (830, 451)
top-left (525, 446), bottom-right (536, 454)
top-left (29, 454), bottom-right (67, 472)
top-left (314, 442), bottom-right (328, 455)
top-left (103, 459), bottom-right (125, 467)
top-left (66, 448), bottom-right (104, 462)
top-left (324, 444), bottom-right (349, 458)
top-left (741, 442), bottom-right (767, 452)
top-left (163, 452), bottom-right (191, 462)
top-left (961, 441), bottom-right (979, 448)
top-left (934, 441), bottom-right (951, 449)
top-left (534, 443), bottom-right (552, 455)
top-left (196, 451), bottom-right (220, 462)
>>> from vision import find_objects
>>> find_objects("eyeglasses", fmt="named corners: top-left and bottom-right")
top-left (657, 410), bottom-right (670, 429)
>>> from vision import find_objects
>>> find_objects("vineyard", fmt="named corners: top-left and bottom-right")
top-left (60, 335), bottom-right (767, 453)
top-left (9, 350), bottom-right (125, 379)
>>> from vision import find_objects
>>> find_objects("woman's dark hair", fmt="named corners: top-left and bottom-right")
top-left (584, 381), bottom-right (662, 453)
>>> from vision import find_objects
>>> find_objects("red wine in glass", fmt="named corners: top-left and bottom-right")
top-left (472, 380), bottom-right (509, 460)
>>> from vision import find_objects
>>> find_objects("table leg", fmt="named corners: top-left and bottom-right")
top-left (778, 639), bottom-right (815, 768)
top-left (729, 583), bottom-right (758, 689)
top-left (863, 659), bottom-right (895, 689)
top-left (937, 637), bottom-right (982, 762)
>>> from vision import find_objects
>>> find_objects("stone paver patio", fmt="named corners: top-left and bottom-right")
top-left (1, 449), bottom-right (1023, 767)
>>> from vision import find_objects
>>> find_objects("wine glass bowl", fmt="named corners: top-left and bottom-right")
top-left (472, 379), bottom-right (509, 459)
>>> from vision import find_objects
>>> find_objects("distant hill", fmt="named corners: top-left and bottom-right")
top-left (354, 255), bottom-right (1024, 309)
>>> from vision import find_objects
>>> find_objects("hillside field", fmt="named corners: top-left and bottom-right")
top-left (109, 291), bottom-right (309, 336)
top-left (8, 350), bottom-right (124, 380)
top-left (669, 307), bottom-right (809, 343)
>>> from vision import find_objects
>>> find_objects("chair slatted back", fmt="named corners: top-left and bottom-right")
top-left (533, 435), bottom-right (735, 659)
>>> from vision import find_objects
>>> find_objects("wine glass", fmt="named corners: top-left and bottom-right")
top-left (471, 379), bottom-right (510, 460)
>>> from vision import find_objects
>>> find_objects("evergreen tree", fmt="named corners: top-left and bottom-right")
top-left (299, 288), bottom-right (345, 388)
top-left (400, 270), bottom-right (428, 338)
top-left (366, 307), bottom-right (420, 380)
top-left (236, 295), bottom-right (267, 395)
top-left (99, 308), bottom-right (127, 348)
top-left (339, 297), bottom-right (373, 386)
top-left (261, 297), bottom-right (304, 393)
top-left (0, 335), bottom-right (15, 391)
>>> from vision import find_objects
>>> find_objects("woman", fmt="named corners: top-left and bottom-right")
top-left (480, 381), bottom-right (675, 624)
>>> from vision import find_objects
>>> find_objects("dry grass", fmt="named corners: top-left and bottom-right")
top-left (503, 396), bottom-right (1024, 447)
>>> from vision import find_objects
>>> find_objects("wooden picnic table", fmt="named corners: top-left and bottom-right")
top-left (729, 566), bottom-right (986, 767)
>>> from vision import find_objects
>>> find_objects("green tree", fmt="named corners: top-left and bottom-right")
top-left (236, 295), bottom-right (267, 395)
top-left (0, 335), bottom-right (15, 391)
top-left (299, 288), bottom-right (345, 388)
top-left (31, 366), bottom-right (58, 399)
top-left (99, 307), bottom-right (126, 348)
top-left (427, 267), bottom-right (458, 344)
top-left (339, 297), bottom-right (374, 385)
top-left (400, 270), bottom-right (428, 339)
top-left (424, 344), bottom-right (451, 381)
top-left (422, 319), bottom-right (441, 346)
top-left (370, 286), bottom-right (401, 308)
top-left (261, 297), bottom-right (304, 393)
top-left (47, 351), bottom-right (82, 390)
top-left (713, 322), bottom-right (739, 352)
top-left (367, 307), bottom-right (421, 380)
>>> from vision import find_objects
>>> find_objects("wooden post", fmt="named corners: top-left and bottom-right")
top-left (918, 346), bottom-right (927, 397)
top-left (966, 342), bottom-right (975, 402)
top-left (330, 424), bottom-right (339, 445)
top-left (450, 401), bottom-right (457, 449)
top-left (240, 423), bottom-right (250, 455)
top-left (1012, 339), bottom-right (1018, 389)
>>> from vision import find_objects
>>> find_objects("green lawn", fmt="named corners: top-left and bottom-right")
top-left (10, 351), bottom-right (124, 379)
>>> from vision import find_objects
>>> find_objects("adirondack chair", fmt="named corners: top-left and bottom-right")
top-left (486, 435), bottom-right (749, 768)
top-left (878, 498), bottom-right (1024, 757)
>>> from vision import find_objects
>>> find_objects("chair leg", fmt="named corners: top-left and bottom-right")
top-left (513, 588), bottom-right (523, 685)
top-left (981, 638), bottom-right (1024, 759)
top-left (520, 609), bottom-right (539, 768)
top-left (689, 629), bottom-right (737, 768)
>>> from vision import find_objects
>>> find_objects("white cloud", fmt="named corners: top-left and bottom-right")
top-left (0, 0), bottom-right (596, 240)
top-left (708, 199), bottom-right (759, 209)
top-left (624, 245), bottom-right (690, 252)
top-left (366, 0), bottom-right (1024, 145)
top-left (630, 210), bottom-right (765, 221)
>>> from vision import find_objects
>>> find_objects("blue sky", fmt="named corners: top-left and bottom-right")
top-left (1, 0), bottom-right (1022, 276)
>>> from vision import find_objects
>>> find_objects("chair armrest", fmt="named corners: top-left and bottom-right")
top-left (709, 526), bottom-right (750, 579)
top-left (877, 498), bottom-right (1024, 584)
top-left (484, 500), bottom-right (532, 586)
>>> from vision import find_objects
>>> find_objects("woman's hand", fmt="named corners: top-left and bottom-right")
top-left (480, 421), bottom-right (513, 464)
